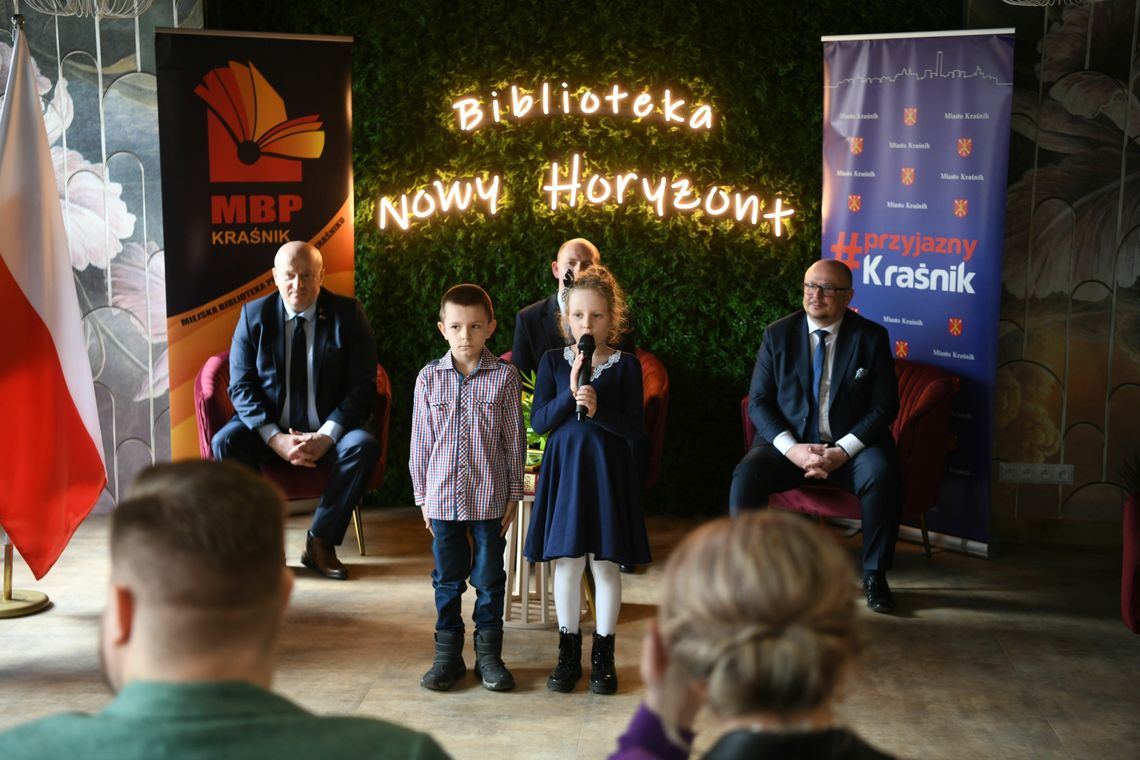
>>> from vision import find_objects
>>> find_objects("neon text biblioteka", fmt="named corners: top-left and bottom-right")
top-left (451, 82), bottom-right (715, 132)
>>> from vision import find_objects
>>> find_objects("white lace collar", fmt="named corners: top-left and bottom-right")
top-left (562, 345), bottom-right (621, 381)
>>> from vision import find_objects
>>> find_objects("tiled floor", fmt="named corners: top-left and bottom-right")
top-left (1, 508), bottom-right (1137, 759)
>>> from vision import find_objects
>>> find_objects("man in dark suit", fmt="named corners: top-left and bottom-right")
top-left (212, 241), bottom-right (378, 580)
top-left (511, 237), bottom-right (635, 379)
top-left (729, 259), bottom-right (901, 613)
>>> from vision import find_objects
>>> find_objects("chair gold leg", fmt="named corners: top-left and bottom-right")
top-left (920, 513), bottom-right (931, 558)
top-left (352, 505), bottom-right (366, 556)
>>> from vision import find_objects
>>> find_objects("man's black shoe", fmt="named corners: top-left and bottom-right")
top-left (619, 564), bottom-right (635, 574)
top-left (863, 574), bottom-right (895, 614)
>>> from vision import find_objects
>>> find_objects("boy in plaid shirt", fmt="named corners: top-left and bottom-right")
top-left (410, 284), bottom-right (525, 692)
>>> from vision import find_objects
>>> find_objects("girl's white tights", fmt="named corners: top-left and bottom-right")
top-left (553, 554), bottom-right (622, 636)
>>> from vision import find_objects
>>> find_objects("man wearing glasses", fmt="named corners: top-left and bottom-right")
top-left (729, 259), bottom-right (901, 613)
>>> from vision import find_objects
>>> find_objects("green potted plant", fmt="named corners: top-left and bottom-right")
top-left (520, 370), bottom-right (547, 471)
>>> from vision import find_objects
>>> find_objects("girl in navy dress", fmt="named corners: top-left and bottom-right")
top-left (525, 264), bottom-right (650, 695)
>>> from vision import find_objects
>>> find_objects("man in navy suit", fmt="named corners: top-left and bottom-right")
top-left (511, 237), bottom-right (596, 380)
top-left (511, 238), bottom-right (635, 379)
top-left (212, 241), bottom-right (378, 580)
top-left (729, 259), bottom-right (901, 613)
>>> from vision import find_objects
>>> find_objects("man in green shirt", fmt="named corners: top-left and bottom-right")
top-left (0, 460), bottom-right (449, 760)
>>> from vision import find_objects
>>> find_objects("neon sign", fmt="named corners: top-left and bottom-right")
top-left (378, 156), bottom-right (794, 234)
top-left (543, 154), bottom-right (794, 234)
top-left (451, 82), bottom-right (714, 131)
top-left (377, 80), bottom-right (795, 235)
top-left (378, 175), bottom-right (500, 231)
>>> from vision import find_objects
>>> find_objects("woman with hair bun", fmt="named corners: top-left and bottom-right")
top-left (610, 511), bottom-right (893, 759)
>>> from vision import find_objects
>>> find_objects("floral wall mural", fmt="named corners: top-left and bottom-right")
top-left (1, 0), bottom-right (202, 511)
top-left (970, 0), bottom-right (1140, 527)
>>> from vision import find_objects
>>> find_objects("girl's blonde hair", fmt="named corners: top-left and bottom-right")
top-left (560, 263), bottom-right (630, 347)
top-left (658, 511), bottom-right (860, 730)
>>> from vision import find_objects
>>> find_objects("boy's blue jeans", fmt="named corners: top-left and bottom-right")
top-left (430, 518), bottom-right (506, 633)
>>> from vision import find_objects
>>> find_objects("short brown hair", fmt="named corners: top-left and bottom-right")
top-left (439, 283), bottom-right (494, 323)
top-left (658, 512), bottom-right (859, 726)
top-left (113, 460), bottom-right (285, 608)
top-left (560, 263), bottom-right (630, 346)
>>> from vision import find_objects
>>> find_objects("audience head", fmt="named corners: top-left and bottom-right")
top-left (437, 283), bottom-right (498, 363)
top-left (561, 262), bottom-right (630, 348)
top-left (656, 511), bottom-right (859, 728)
top-left (551, 237), bottom-right (599, 287)
top-left (273, 240), bottom-right (324, 312)
top-left (101, 460), bottom-right (291, 692)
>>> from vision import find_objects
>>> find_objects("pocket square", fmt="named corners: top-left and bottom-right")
top-left (854, 367), bottom-right (867, 380)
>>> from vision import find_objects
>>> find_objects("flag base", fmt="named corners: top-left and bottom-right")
top-left (0, 589), bottom-right (51, 618)
top-left (1, 542), bottom-right (51, 617)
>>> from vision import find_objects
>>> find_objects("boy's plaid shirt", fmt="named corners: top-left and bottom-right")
top-left (410, 348), bottom-right (525, 520)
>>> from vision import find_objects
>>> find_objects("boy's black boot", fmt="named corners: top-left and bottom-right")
top-left (421, 630), bottom-right (466, 691)
top-left (546, 627), bottom-right (582, 692)
top-left (473, 629), bottom-right (515, 691)
top-left (589, 632), bottom-right (618, 695)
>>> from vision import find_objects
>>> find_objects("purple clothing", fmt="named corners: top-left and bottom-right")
top-left (610, 703), bottom-right (895, 760)
top-left (610, 703), bottom-right (692, 760)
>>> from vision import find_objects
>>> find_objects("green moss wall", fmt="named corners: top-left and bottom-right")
top-left (206, 0), bottom-right (958, 514)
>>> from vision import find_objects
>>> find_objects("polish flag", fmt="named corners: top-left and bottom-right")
top-left (0, 28), bottom-right (106, 579)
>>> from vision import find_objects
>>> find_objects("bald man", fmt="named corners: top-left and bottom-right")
top-left (212, 241), bottom-right (379, 580)
top-left (511, 238), bottom-right (635, 380)
top-left (729, 259), bottom-right (902, 613)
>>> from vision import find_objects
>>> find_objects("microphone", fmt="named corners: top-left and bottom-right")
top-left (576, 334), bottom-right (596, 421)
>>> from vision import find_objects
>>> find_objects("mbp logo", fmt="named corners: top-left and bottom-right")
top-left (195, 61), bottom-right (325, 183)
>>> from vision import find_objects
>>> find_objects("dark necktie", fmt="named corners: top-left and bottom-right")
top-left (290, 315), bottom-right (309, 432)
top-left (808, 328), bottom-right (827, 442)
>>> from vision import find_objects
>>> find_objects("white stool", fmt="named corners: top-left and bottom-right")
top-left (503, 474), bottom-right (556, 628)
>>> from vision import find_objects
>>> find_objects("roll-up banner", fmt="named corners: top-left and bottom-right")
top-left (155, 29), bottom-right (354, 460)
top-left (821, 29), bottom-right (1015, 554)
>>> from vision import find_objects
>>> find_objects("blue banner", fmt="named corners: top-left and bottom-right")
top-left (822, 30), bottom-right (1014, 550)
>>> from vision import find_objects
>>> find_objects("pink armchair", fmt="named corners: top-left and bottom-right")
top-left (194, 350), bottom-right (392, 555)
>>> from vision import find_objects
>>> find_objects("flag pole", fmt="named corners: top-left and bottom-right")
top-left (0, 13), bottom-right (53, 618)
top-left (0, 530), bottom-right (51, 618)
top-left (2, 13), bottom-right (107, 587)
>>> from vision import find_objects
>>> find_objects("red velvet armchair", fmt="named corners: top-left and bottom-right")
top-left (194, 350), bottom-right (392, 555)
top-left (741, 358), bottom-right (954, 556)
top-left (502, 348), bottom-right (669, 490)
top-left (636, 349), bottom-right (670, 490)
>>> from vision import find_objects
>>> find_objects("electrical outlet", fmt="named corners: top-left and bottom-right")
top-left (1048, 463), bottom-right (1074, 484)
top-left (998, 462), bottom-right (1074, 484)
